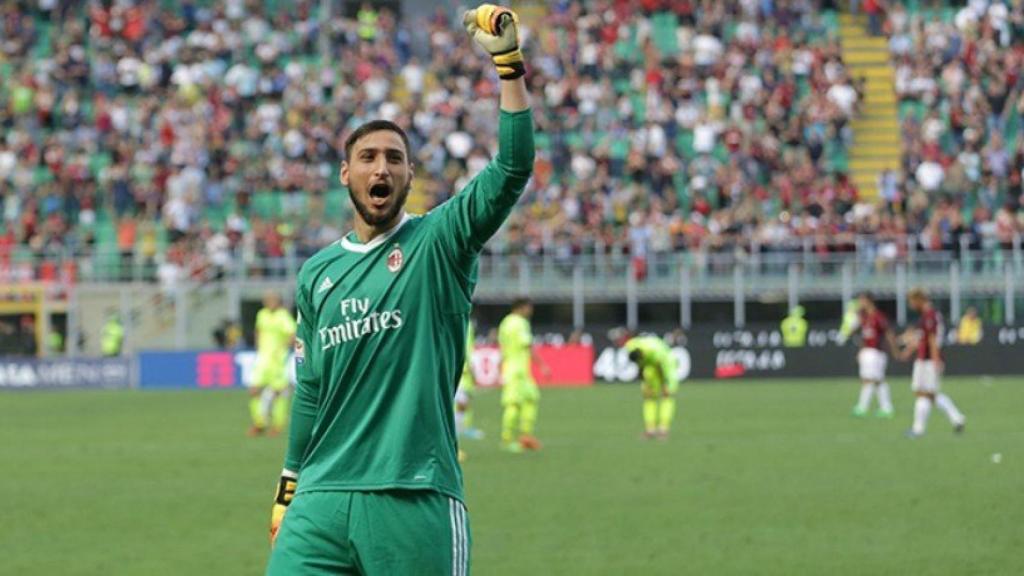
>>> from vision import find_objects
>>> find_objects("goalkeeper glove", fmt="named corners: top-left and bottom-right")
top-left (269, 470), bottom-right (297, 546)
top-left (463, 4), bottom-right (525, 80)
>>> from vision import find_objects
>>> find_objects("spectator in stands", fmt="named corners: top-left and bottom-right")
top-left (18, 315), bottom-right (39, 357)
top-left (101, 311), bottom-right (124, 357)
top-left (14, 0), bottom-right (1024, 285)
top-left (781, 306), bottom-right (809, 348)
top-left (957, 306), bottom-right (983, 345)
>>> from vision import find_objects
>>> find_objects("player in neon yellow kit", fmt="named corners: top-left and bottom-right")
top-left (249, 291), bottom-right (296, 436)
top-left (625, 335), bottom-right (679, 439)
top-left (498, 297), bottom-right (548, 452)
top-left (455, 319), bottom-right (484, 462)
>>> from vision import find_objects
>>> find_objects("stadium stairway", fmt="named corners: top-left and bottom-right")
top-left (838, 13), bottom-right (900, 200)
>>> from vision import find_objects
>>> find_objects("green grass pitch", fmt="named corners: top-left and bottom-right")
top-left (2, 377), bottom-right (1022, 575)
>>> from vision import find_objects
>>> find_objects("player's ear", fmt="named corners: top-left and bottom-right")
top-left (340, 162), bottom-right (349, 187)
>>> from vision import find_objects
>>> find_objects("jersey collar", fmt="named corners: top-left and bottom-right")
top-left (339, 213), bottom-right (411, 254)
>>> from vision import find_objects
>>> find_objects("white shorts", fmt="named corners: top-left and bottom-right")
top-left (454, 387), bottom-right (470, 407)
top-left (857, 348), bottom-right (887, 382)
top-left (911, 360), bottom-right (941, 394)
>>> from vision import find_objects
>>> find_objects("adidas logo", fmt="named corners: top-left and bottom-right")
top-left (317, 276), bottom-right (334, 294)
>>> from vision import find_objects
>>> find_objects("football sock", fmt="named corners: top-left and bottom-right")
top-left (271, 394), bottom-right (289, 430)
top-left (643, 399), bottom-right (658, 432)
top-left (657, 397), bottom-right (676, 432)
top-left (455, 408), bottom-right (466, 435)
top-left (250, 395), bottom-right (266, 428)
top-left (935, 394), bottom-right (965, 425)
top-left (463, 407), bottom-right (474, 431)
top-left (876, 382), bottom-right (893, 412)
top-left (260, 387), bottom-right (276, 425)
top-left (501, 404), bottom-right (520, 444)
top-left (856, 384), bottom-right (874, 412)
top-left (520, 401), bottom-right (538, 436)
top-left (912, 396), bottom-right (931, 435)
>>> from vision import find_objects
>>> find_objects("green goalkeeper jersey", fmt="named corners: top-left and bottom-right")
top-left (285, 109), bottom-right (534, 502)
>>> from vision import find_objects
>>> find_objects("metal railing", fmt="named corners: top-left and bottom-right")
top-left (4, 233), bottom-right (1021, 286)
top-left (7, 244), bottom-right (1020, 353)
top-left (5, 234), bottom-right (1022, 335)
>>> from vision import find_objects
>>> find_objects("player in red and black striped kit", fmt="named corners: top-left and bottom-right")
top-left (851, 293), bottom-right (898, 418)
top-left (900, 288), bottom-right (966, 437)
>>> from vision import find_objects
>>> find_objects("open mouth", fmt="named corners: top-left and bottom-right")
top-left (368, 183), bottom-right (392, 207)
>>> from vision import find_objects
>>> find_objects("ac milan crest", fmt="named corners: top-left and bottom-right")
top-left (387, 245), bottom-right (404, 273)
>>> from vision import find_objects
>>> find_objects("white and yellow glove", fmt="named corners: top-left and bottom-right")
top-left (463, 4), bottom-right (526, 80)
top-left (269, 470), bottom-right (297, 546)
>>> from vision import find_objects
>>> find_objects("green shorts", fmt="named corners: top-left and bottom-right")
top-left (266, 490), bottom-right (470, 576)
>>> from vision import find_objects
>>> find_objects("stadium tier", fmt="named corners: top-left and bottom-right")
top-left (2, 1), bottom-right (1021, 287)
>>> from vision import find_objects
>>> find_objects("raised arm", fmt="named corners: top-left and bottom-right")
top-left (435, 5), bottom-right (535, 257)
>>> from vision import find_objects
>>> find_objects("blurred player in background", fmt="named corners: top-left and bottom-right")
top-left (499, 296), bottom-right (549, 453)
top-left (266, 5), bottom-right (533, 574)
top-left (836, 298), bottom-right (859, 345)
top-left (249, 291), bottom-right (296, 437)
top-left (901, 288), bottom-right (966, 437)
top-left (850, 292), bottom-right (897, 419)
top-left (455, 317), bottom-right (485, 462)
top-left (625, 334), bottom-right (679, 439)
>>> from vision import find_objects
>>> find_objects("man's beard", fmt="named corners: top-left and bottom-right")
top-left (348, 181), bottom-right (410, 227)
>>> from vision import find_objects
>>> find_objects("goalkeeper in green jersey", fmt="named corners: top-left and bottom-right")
top-left (265, 5), bottom-right (532, 575)
top-left (498, 297), bottom-right (550, 452)
top-left (249, 291), bottom-right (296, 437)
top-left (625, 334), bottom-right (679, 439)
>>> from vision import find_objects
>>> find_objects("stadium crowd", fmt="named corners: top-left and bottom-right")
top-left (0, 0), bottom-right (1022, 284)
top-left (885, 1), bottom-right (1024, 254)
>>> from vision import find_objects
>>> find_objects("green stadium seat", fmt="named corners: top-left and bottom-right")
top-left (827, 144), bottom-right (849, 173)
top-left (534, 132), bottom-right (551, 151)
top-left (630, 94), bottom-right (646, 123)
top-left (1005, 111), bottom-right (1020, 143)
top-left (33, 22), bottom-right (53, 59)
top-left (651, 12), bottom-right (679, 56)
top-left (608, 136), bottom-right (629, 161)
top-left (676, 131), bottom-right (695, 157)
top-left (33, 166), bottom-right (54, 186)
top-left (821, 11), bottom-right (839, 32)
top-left (712, 142), bottom-right (729, 163)
top-left (723, 22), bottom-right (738, 43)
top-left (93, 222), bottom-right (120, 280)
top-left (89, 153), bottom-right (113, 180)
top-left (251, 191), bottom-right (283, 219)
top-left (796, 77), bottom-right (811, 100)
top-left (325, 189), bottom-right (346, 216)
top-left (155, 225), bottom-right (168, 250)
